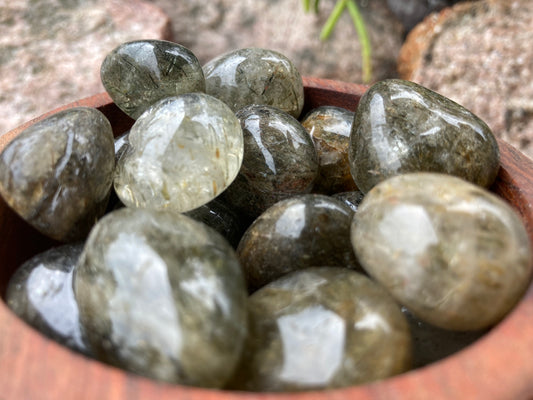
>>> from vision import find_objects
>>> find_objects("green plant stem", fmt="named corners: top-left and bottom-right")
top-left (303, 0), bottom-right (311, 13)
top-left (346, 0), bottom-right (372, 83)
top-left (319, 0), bottom-right (348, 41)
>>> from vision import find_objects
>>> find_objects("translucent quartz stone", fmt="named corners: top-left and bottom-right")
top-left (114, 93), bottom-right (244, 213)
top-left (203, 47), bottom-right (304, 118)
top-left (237, 194), bottom-right (361, 291)
top-left (222, 105), bottom-right (318, 220)
top-left (301, 106), bottom-right (358, 194)
top-left (73, 207), bottom-right (248, 387)
top-left (0, 107), bottom-right (115, 241)
top-left (351, 172), bottom-right (532, 331)
top-left (100, 40), bottom-right (205, 119)
top-left (6, 243), bottom-right (89, 355)
top-left (332, 190), bottom-right (365, 213)
top-left (349, 79), bottom-right (500, 193)
top-left (227, 268), bottom-right (412, 391)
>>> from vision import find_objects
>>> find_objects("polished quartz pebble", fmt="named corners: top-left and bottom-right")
top-left (101, 40), bottom-right (205, 119)
top-left (0, 107), bottom-right (115, 241)
top-left (332, 190), bottom-right (365, 213)
top-left (114, 130), bottom-right (129, 162)
top-left (114, 93), bottom-right (244, 213)
top-left (401, 307), bottom-right (486, 368)
top-left (351, 172), bottom-right (532, 331)
top-left (6, 243), bottom-right (89, 355)
top-left (227, 268), bottom-right (412, 391)
top-left (301, 106), bottom-right (357, 194)
top-left (203, 47), bottom-right (304, 118)
top-left (184, 197), bottom-right (246, 248)
top-left (237, 194), bottom-right (361, 291)
top-left (349, 79), bottom-right (500, 193)
top-left (73, 207), bottom-right (248, 387)
top-left (222, 105), bottom-right (318, 220)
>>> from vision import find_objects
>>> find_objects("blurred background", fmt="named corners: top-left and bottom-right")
top-left (1, 0), bottom-right (531, 158)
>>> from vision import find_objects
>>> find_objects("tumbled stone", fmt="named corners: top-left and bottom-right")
top-left (73, 207), bottom-right (248, 387)
top-left (402, 307), bottom-right (486, 368)
top-left (114, 130), bottom-right (130, 162)
top-left (351, 172), bottom-right (532, 331)
top-left (301, 106), bottom-right (357, 194)
top-left (237, 194), bottom-right (361, 291)
top-left (114, 93), bottom-right (243, 213)
top-left (185, 197), bottom-right (246, 249)
top-left (332, 190), bottom-right (365, 213)
top-left (222, 105), bottom-right (318, 220)
top-left (0, 107), bottom-right (115, 241)
top-left (101, 39), bottom-right (205, 119)
top-left (6, 243), bottom-right (89, 355)
top-left (227, 267), bottom-right (412, 391)
top-left (349, 79), bottom-right (500, 193)
top-left (203, 48), bottom-right (304, 118)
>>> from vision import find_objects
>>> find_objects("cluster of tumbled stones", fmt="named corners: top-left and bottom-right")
top-left (1, 39), bottom-right (532, 391)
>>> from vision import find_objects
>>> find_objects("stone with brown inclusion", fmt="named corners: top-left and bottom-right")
top-left (227, 267), bottom-right (412, 392)
top-left (351, 172), bottom-right (532, 331)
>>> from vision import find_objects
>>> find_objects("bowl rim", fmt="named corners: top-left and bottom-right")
top-left (1, 77), bottom-right (533, 400)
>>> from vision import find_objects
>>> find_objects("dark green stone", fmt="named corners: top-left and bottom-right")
top-left (228, 268), bottom-right (412, 391)
top-left (203, 48), bottom-right (304, 118)
top-left (222, 105), bottom-right (318, 220)
top-left (0, 107), bottom-right (115, 241)
top-left (301, 106), bottom-right (357, 194)
top-left (73, 208), bottom-right (248, 387)
top-left (351, 172), bottom-right (531, 331)
top-left (101, 40), bottom-right (205, 119)
top-left (6, 243), bottom-right (89, 355)
top-left (237, 194), bottom-right (361, 291)
top-left (349, 79), bottom-right (500, 193)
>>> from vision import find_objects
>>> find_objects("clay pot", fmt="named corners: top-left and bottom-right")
top-left (1, 78), bottom-right (532, 400)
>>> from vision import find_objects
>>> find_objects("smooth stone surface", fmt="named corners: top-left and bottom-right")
top-left (203, 48), bottom-right (304, 118)
top-left (301, 106), bottom-right (357, 194)
top-left (6, 243), bottom-right (89, 355)
top-left (228, 267), bottom-right (412, 391)
top-left (402, 306), bottom-right (486, 368)
top-left (237, 194), bottom-right (361, 291)
top-left (349, 79), bottom-right (500, 193)
top-left (114, 93), bottom-right (243, 213)
top-left (184, 197), bottom-right (246, 249)
top-left (101, 39), bottom-right (205, 119)
top-left (351, 172), bottom-right (532, 331)
top-left (73, 207), bottom-right (248, 387)
top-left (332, 190), bottom-right (365, 213)
top-left (0, 107), bottom-right (115, 241)
top-left (222, 105), bottom-right (318, 220)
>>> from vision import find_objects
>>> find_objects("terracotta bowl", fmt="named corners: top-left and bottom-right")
top-left (1, 77), bottom-right (533, 400)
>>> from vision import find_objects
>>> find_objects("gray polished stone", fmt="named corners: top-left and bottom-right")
top-left (203, 47), bottom-right (304, 118)
top-left (351, 172), bottom-right (531, 331)
top-left (228, 267), bottom-right (412, 391)
top-left (6, 243), bottom-right (89, 355)
top-left (73, 207), bottom-right (248, 387)
top-left (101, 39), bottom-right (205, 119)
top-left (0, 107), bottom-right (115, 241)
top-left (237, 194), bottom-right (361, 291)
top-left (114, 93), bottom-right (243, 213)
top-left (301, 106), bottom-right (357, 194)
top-left (349, 79), bottom-right (500, 193)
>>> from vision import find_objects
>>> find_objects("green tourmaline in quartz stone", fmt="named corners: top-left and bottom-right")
top-left (114, 93), bottom-right (243, 213)
top-left (6, 243), bottom-right (89, 355)
top-left (301, 106), bottom-right (358, 194)
top-left (73, 207), bottom-right (248, 388)
top-left (351, 172), bottom-right (532, 331)
top-left (222, 105), bottom-right (318, 220)
top-left (349, 79), bottom-right (500, 193)
top-left (227, 268), bottom-right (412, 391)
top-left (203, 48), bottom-right (304, 118)
top-left (237, 194), bottom-right (361, 291)
top-left (101, 40), bottom-right (205, 119)
top-left (0, 107), bottom-right (115, 241)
